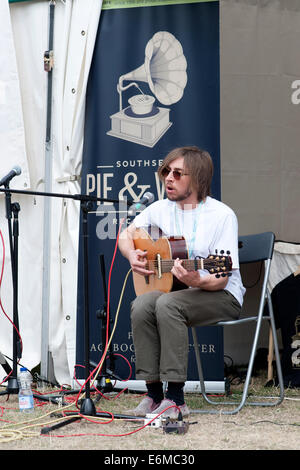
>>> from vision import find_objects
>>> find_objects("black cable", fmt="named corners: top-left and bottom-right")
top-left (225, 419), bottom-right (300, 427)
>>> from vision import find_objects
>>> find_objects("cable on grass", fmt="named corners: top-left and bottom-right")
top-left (225, 419), bottom-right (300, 427)
top-left (0, 219), bottom-right (153, 441)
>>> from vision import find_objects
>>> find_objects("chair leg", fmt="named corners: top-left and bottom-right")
top-left (267, 326), bottom-right (274, 382)
top-left (191, 325), bottom-right (254, 414)
top-left (191, 297), bottom-right (284, 415)
top-left (191, 327), bottom-right (218, 406)
top-left (234, 296), bottom-right (284, 408)
top-left (191, 326), bottom-right (239, 414)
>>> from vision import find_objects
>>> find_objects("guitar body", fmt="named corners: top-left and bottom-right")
top-left (132, 227), bottom-right (232, 296)
top-left (133, 228), bottom-right (188, 296)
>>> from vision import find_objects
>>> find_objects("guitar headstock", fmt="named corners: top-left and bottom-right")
top-left (206, 250), bottom-right (232, 277)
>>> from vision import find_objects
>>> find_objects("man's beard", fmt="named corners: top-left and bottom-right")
top-left (167, 189), bottom-right (193, 202)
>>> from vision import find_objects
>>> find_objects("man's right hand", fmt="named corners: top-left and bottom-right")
top-left (128, 249), bottom-right (155, 276)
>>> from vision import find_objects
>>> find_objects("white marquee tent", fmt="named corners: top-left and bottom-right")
top-left (0, 0), bottom-right (102, 384)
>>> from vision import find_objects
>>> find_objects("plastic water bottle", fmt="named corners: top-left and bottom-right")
top-left (18, 367), bottom-right (34, 412)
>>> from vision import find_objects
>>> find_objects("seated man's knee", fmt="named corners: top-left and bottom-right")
top-left (130, 291), bottom-right (161, 325)
top-left (155, 293), bottom-right (180, 320)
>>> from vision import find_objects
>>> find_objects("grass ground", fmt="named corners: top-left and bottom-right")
top-left (0, 373), bottom-right (299, 452)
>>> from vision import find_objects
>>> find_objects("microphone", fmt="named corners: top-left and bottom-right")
top-left (128, 192), bottom-right (154, 216)
top-left (0, 166), bottom-right (22, 187)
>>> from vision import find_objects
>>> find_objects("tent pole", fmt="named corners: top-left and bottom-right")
top-left (41, 0), bottom-right (55, 382)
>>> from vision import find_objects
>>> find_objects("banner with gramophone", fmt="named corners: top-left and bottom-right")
top-left (76, 0), bottom-right (223, 389)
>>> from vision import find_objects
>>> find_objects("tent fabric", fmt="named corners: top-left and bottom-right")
top-left (268, 241), bottom-right (300, 292)
top-left (219, 0), bottom-right (300, 365)
top-left (220, 0), bottom-right (300, 243)
top-left (0, 0), bottom-right (29, 188)
top-left (0, 0), bottom-right (102, 384)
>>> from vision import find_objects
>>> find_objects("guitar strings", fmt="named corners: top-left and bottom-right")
top-left (146, 259), bottom-right (229, 272)
top-left (147, 260), bottom-right (228, 266)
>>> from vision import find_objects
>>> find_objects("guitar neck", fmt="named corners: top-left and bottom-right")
top-left (148, 257), bottom-right (227, 274)
top-left (163, 259), bottom-right (205, 272)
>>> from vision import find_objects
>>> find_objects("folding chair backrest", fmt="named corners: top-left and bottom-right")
top-left (239, 232), bottom-right (275, 265)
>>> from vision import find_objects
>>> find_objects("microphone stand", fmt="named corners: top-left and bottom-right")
top-left (0, 183), bottom-right (22, 397)
top-left (76, 198), bottom-right (95, 415)
top-left (92, 254), bottom-right (123, 401)
top-left (0, 186), bottom-right (136, 415)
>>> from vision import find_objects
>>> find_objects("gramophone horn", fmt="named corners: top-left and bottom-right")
top-left (119, 31), bottom-right (187, 106)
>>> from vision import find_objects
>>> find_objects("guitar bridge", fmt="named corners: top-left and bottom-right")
top-left (156, 253), bottom-right (162, 279)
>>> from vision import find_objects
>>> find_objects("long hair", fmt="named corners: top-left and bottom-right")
top-left (158, 146), bottom-right (214, 202)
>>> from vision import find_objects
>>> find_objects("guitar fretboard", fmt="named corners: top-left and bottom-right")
top-left (147, 257), bottom-right (229, 274)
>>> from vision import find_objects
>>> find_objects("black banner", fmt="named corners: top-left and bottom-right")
top-left (76, 1), bottom-right (223, 386)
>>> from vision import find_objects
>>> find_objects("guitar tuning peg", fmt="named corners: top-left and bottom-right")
top-left (227, 272), bottom-right (232, 277)
top-left (215, 249), bottom-right (218, 254)
top-left (226, 250), bottom-right (231, 255)
top-left (220, 250), bottom-right (224, 254)
top-left (215, 274), bottom-right (220, 278)
top-left (221, 273), bottom-right (227, 277)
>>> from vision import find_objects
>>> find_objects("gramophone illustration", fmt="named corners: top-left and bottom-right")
top-left (107, 31), bottom-right (188, 148)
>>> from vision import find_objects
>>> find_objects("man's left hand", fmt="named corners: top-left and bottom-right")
top-left (171, 258), bottom-right (201, 288)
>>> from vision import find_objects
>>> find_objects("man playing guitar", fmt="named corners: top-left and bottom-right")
top-left (118, 146), bottom-right (245, 419)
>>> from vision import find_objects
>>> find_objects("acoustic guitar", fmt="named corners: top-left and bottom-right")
top-left (132, 227), bottom-right (232, 296)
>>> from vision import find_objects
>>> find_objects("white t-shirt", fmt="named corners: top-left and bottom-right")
top-left (133, 197), bottom-right (246, 306)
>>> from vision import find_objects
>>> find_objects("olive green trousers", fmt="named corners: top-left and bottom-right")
top-left (130, 288), bottom-right (241, 382)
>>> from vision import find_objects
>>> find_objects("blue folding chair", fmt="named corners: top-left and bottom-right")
top-left (191, 232), bottom-right (284, 414)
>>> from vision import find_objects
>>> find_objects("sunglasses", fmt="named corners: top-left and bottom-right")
top-left (161, 167), bottom-right (190, 180)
